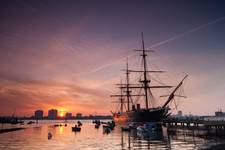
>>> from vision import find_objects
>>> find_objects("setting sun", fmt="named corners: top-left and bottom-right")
top-left (59, 112), bottom-right (64, 117)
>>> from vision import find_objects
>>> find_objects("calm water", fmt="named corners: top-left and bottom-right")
top-left (0, 120), bottom-right (224, 150)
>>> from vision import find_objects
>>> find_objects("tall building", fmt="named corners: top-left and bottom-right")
top-left (65, 112), bottom-right (72, 119)
top-left (48, 109), bottom-right (58, 119)
top-left (34, 110), bottom-right (43, 119)
top-left (76, 113), bottom-right (82, 119)
top-left (177, 110), bottom-right (182, 117)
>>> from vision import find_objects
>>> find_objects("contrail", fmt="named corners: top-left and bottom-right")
top-left (84, 16), bottom-right (225, 75)
top-left (71, 54), bottom-right (125, 76)
top-left (148, 16), bottom-right (225, 49)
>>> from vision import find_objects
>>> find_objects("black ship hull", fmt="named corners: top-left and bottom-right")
top-left (113, 107), bottom-right (169, 124)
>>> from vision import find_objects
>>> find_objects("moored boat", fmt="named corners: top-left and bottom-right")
top-left (72, 125), bottom-right (81, 132)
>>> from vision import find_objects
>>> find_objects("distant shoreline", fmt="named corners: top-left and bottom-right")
top-left (0, 128), bottom-right (26, 134)
top-left (0, 115), bottom-right (112, 123)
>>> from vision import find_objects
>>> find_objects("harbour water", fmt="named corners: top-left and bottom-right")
top-left (0, 120), bottom-right (225, 150)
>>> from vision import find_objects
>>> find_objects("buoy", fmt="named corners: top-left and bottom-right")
top-left (48, 132), bottom-right (52, 139)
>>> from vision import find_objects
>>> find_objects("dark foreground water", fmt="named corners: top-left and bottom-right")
top-left (0, 120), bottom-right (224, 150)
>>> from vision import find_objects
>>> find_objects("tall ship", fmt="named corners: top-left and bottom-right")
top-left (111, 33), bottom-right (188, 124)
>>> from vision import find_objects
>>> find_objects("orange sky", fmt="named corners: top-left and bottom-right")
top-left (1, 1), bottom-right (225, 116)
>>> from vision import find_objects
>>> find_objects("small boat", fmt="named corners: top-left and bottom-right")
top-left (95, 124), bottom-right (100, 129)
top-left (102, 121), bottom-right (115, 130)
top-left (72, 125), bottom-right (81, 132)
top-left (137, 123), bottom-right (156, 132)
top-left (121, 126), bottom-right (130, 132)
top-left (137, 125), bottom-right (147, 132)
top-left (136, 123), bottom-right (158, 138)
top-left (27, 121), bottom-right (35, 125)
top-left (102, 125), bottom-right (110, 129)
top-left (77, 121), bottom-right (82, 126)
top-left (144, 122), bottom-right (158, 131)
top-left (93, 120), bottom-right (100, 124)
top-left (108, 121), bottom-right (115, 128)
top-left (103, 126), bottom-right (111, 134)
top-left (137, 125), bottom-right (148, 138)
top-left (128, 122), bottom-right (139, 129)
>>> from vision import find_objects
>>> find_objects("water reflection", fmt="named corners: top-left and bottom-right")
top-left (0, 120), bottom-right (224, 149)
top-left (118, 123), bottom-right (225, 149)
top-left (120, 126), bottom-right (170, 149)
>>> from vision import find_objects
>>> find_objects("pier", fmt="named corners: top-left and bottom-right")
top-left (163, 116), bottom-right (225, 136)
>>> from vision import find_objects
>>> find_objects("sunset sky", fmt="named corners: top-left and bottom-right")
top-left (0, 0), bottom-right (225, 116)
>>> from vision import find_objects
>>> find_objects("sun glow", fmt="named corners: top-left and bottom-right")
top-left (59, 112), bottom-right (64, 117)
top-left (58, 108), bottom-right (67, 117)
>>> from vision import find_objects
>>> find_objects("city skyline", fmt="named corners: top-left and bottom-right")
top-left (0, 0), bottom-right (225, 116)
top-left (33, 108), bottom-right (109, 119)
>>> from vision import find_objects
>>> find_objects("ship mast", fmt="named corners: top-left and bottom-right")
top-left (113, 33), bottom-right (173, 111)
top-left (141, 33), bottom-right (150, 109)
top-left (119, 79), bottom-right (124, 112)
top-left (113, 58), bottom-right (148, 112)
top-left (129, 32), bottom-right (172, 109)
top-left (125, 58), bottom-right (131, 111)
top-left (111, 79), bottom-right (125, 113)
top-left (134, 32), bottom-right (155, 109)
top-left (111, 59), bottom-right (133, 113)
top-left (111, 33), bottom-right (187, 120)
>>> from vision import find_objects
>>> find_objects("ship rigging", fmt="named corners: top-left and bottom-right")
top-left (111, 33), bottom-right (188, 124)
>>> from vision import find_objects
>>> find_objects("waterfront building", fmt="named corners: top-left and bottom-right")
top-left (76, 113), bottom-right (82, 119)
top-left (215, 109), bottom-right (225, 117)
top-left (34, 110), bottom-right (44, 119)
top-left (48, 109), bottom-right (58, 119)
top-left (65, 112), bottom-right (72, 119)
top-left (177, 110), bottom-right (182, 117)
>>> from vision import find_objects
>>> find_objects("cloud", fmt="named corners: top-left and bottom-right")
top-left (0, 74), bottom-right (111, 116)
